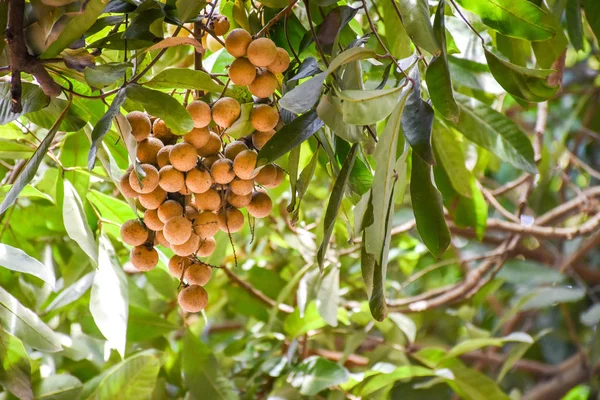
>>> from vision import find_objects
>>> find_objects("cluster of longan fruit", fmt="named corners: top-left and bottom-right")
top-left (118, 97), bottom-right (284, 313)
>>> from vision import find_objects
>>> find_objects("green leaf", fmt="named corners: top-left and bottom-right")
top-left (521, 287), bottom-right (585, 310)
top-left (432, 120), bottom-right (472, 197)
top-left (289, 356), bottom-right (349, 396)
top-left (454, 0), bottom-right (555, 41)
top-left (144, 69), bottom-right (226, 93)
top-left (25, 98), bottom-right (87, 132)
top-left (127, 306), bottom-right (178, 342)
top-left (380, 0), bottom-right (412, 59)
top-left (0, 286), bottom-right (62, 352)
top-left (224, 103), bottom-right (254, 138)
top-left (495, 33), bottom-right (531, 66)
top-left (388, 312), bottom-right (417, 343)
top-left (0, 139), bottom-right (34, 159)
top-left (497, 259), bottom-right (564, 285)
top-left (87, 190), bottom-right (136, 225)
top-left (42, 0), bottom-right (108, 58)
top-left (402, 70), bottom-right (434, 164)
top-left (316, 267), bottom-right (340, 327)
top-left (531, 6), bottom-right (568, 69)
top-left (0, 328), bottom-right (33, 400)
top-left (583, 0), bottom-right (600, 43)
top-left (45, 273), bottom-right (94, 312)
top-left (0, 82), bottom-right (49, 125)
top-left (496, 341), bottom-right (532, 382)
top-left (88, 88), bottom-right (127, 170)
top-left (411, 151), bottom-right (451, 257)
top-left (85, 63), bottom-right (131, 89)
top-left (443, 332), bottom-right (533, 361)
top-left (395, 0), bottom-right (441, 56)
top-left (0, 243), bottom-right (56, 288)
top-left (182, 330), bottom-right (237, 399)
top-left (484, 48), bottom-right (559, 102)
top-left (566, 0), bottom-right (584, 51)
top-left (354, 366), bottom-right (435, 396)
top-left (33, 374), bottom-right (83, 400)
top-left (580, 303), bottom-right (600, 327)
top-left (439, 358), bottom-right (511, 400)
top-left (316, 94), bottom-right (363, 143)
top-left (0, 184), bottom-right (53, 203)
top-left (284, 302), bottom-right (327, 338)
top-left (63, 179), bottom-right (98, 264)
top-left (339, 86), bottom-right (405, 125)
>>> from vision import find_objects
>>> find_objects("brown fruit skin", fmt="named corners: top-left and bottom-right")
top-left (172, 233), bottom-right (201, 256)
top-left (184, 127), bottom-right (210, 149)
top-left (254, 164), bottom-right (278, 186)
top-left (267, 47), bottom-right (291, 74)
top-left (158, 200), bottom-right (184, 223)
top-left (155, 230), bottom-right (171, 248)
top-left (168, 255), bottom-right (190, 278)
top-left (130, 245), bottom-right (158, 271)
top-left (186, 100), bottom-right (212, 128)
top-left (212, 97), bottom-right (241, 128)
top-left (225, 28), bottom-right (252, 57)
top-left (120, 172), bottom-right (139, 198)
top-left (178, 285), bottom-right (208, 313)
top-left (137, 137), bottom-right (163, 165)
top-left (179, 185), bottom-right (193, 195)
top-left (144, 209), bottom-right (164, 231)
top-left (218, 208), bottom-right (245, 233)
top-left (246, 191), bottom-right (273, 218)
top-left (193, 211), bottom-right (220, 238)
top-left (121, 219), bottom-right (149, 246)
top-left (197, 132), bottom-right (222, 157)
top-left (184, 263), bottom-right (211, 285)
top-left (127, 112), bottom-right (152, 142)
top-left (129, 164), bottom-right (159, 194)
top-left (152, 119), bottom-right (177, 145)
top-left (248, 70), bottom-right (278, 98)
top-left (247, 38), bottom-right (278, 67)
top-left (163, 215), bottom-right (193, 245)
top-left (224, 141), bottom-right (248, 160)
top-left (251, 105), bottom-right (279, 133)
top-left (196, 237), bottom-right (217, 257)
top-left (210, 15), bottom-right (230, 36)
top-left (227, 191), bottom-right (252, 208)
top-left (264, 166), bottom-right (285, 188)
top-left (186, 168), bottom-right (213, 193)
top-left (233, 150), bottom-right (258, 180)
top-left (159, 165), bottom-right (185, 192)
top-left (185, 205), bottom-right (200, 221)
top-left (139, 187), bottom-right (167, 210)
top-left (211, 158), bottom-right (236, 184)
top-left (157, 145), bottom-right (173, 168)
top-left (170, 142), bottom-right (198, 172)
top-left (228, 58), bottom-right (257, 86)
top-left (194, 188), bottom-right (222, 211)
top-left (252, 129), bottom-right (276, 150)
top-left (201, 155), bottom-right (220, 168)
top-left (230, 178), bottom-right (254, 195)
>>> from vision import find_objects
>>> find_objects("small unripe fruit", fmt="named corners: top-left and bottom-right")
top-left (193, 211), bottom-right (220, 238)
top-left (163, 215), bottom-right (192, 245)
top-left (184, 263), bottom-right (211, 285)
top-left (129, 164), bottom-right (159, 194)
top-left (251, 105), bottom-right (279, 132)
top-left (197, 132), bottom-right (222, 157)
top-left (228, 58), bottom-right (257, 86)
top-left (120, 171), bottom-right (139, 198)
top-left (155, 230), bottom-right (171, 248)
top-left (170, 142), bottom-right (198, 172)
top-left (267, 47), bottom-right (291, 74)
top-left (194, 188), bottom-right (222, 211)
top-left (127, 112), bottom-right (151, 142)
top-left (210, 15), bottom-right (230, 36)
top-left (168, 255), bottom-right (190, 278)
top-left (230, 178), bottom-right (254, 195)
top-left (157, 145), bottom-right (173, 168)
top-left (139, 187), bottom-right (167, 210)
top-left (137, 137), bottom-right (163, 165)
top-left (159, 165), bottom-right (185, 192)
top-left (212, 97), bottom-right (241, 128)
top-left (227, 191), bottom-right (252, 208)
top-left (211, 158), bottom-right (235, 184)
top-left (233, 150), bottom-right (258, 179)
top-left (186, 168), bottom-right (213, 193)
top-left (152, 119), bottom-right (177, 145)
top-left (224, 141), bottom-right (248, 160)
top-left (172, 233), bottom-right (200, 256)
top-left (246, 191), bottom-right (272, 218)
top-left (178, 285), bottom-right (208, 313)
top-left (185, 205), bottom-right (200, 221)
top-left (121, 219), bottom-right (149, 246)
top-left (254, 164), bottom-right (278, 186)
top-left (206, 34), bottom-right (224, 52)
top-left (186, 100), bottom-right (212, 128)
top-left (158, 200), bottom-right (184, 223)
top-left (184, 127), bottom-right (210, 149)
top-left (225, 28), bottom-right (252, 57)
top-left (248, 70), bottom-right (278, 98)
top-left (252, 129), bottom-right (276, 150)
top-left (218, 208), bottom-right (245, 233)
top-left (144, 209), bottom-right (164, 231)
top-left (202, 154), bottom-right (220, 168)
top-left (130, 245), bottom-right (158, 271)
top-left (197, 237), bottom-right (217, 256)
top-left (247, 38), bottom-right (277, 67)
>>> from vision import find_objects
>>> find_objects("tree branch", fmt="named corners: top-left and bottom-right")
top-left (222, 267), bottom-right (294, 313)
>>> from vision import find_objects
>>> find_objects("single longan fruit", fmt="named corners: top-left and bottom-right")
top-left (246, 191), bottom-right (272, 218)
top-left (230, 178), bottom-right (254, 195)
top-left (267, 47), bottom-right (291, 74)
top-left (179, 185), bottom-right (193, 195)
top-left (202, 154), bottom-right (220, 168)
top-left (249, 70), bottom-right (278, 98)
top-left (184, 127), bottom-right (210, 149)
top-left (152, 119), bottom-right (177, 145)
top-left (178, 285), bottom-right (208, 313)
top-left (163, 215), bottom-right (193, 245)
top-left (224, 140), bottom-right (248, 160)
top-left (139, 187), bottom-right (167, 210)
top-left (186, 168), bottom-right (213, 193)
top-left (197, 237), bottom-right (217, 257)
top-left (121, 219), bottom-right (149, 246)
top-left (185, 263), bottom-right (212, 285)
top-left (129, 164), bottom-right (159, 194)
top-left (137, 137), bottom-right (163, 165)
top-left (252, 129), bottom-right (276, 150)
top-left (157, 145), bottom-right (173, 168)
top-left (170, 142), bottom-right (198, 172)
top-left (212, 97), bottom-right (241, 128)
top-left (144, 209), bottom-right (164, 231)
top-left (194, 188), bottom-right (222, 211)
top-left (158, 200), bottom-right (184, 223)
top-left (168, 255), bottom-right (190, 278)
top-left (233, 149), bottom-right (258, 180)
top-left (197, 132), bottom-right (222, 157)
top-left (159, 165), bottom-right (185, 192)
top-left (120, 171), bottom-right (139, 198)
top-left (193, 211), bottom-right (220, 238)
top-left (265, 166), bottom-right (285, 188)
top-left (227, 191), bottom-right (252, 208)
top-left (218, 208), bottom-right (245, 233)
top-left (254, 164), bottom-right (278, 186)
top-left (155, 229), bottom-right (171, 248)
top-left (211, 158), bottom-right (235, 184)
top-left (186, 100), bottom-right (212, 129)
top-left (127, 112), bottom-right (151, 142)
top-left (251, 104), bottom-right (279, 132)
top-left (172, 233), bottom-right (201, 256)
top-left (206, 34), bottom-right (224, 52)
top-left (185, 205), bottom-right (200, 221)
top-left (247, 38), bottom-right (278, 67)
top-left (130, 245), bottom-right (158, 271)
top-left (225, 28), bottom-right (252, 57)
top-left (210, 15), bottom-right (230, 36)
top-left (228, 58), bottom-right (257, 86)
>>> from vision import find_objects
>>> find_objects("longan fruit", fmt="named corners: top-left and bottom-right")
top-left (197, 132), bottom-right (222, 157)
top-left (121, 219), bottom-right (149, 246)
top-left (129, 164), bottom-right (159, 194)
top-left (224, 140), bottom-right (248, 160)
top-left (193, 211), bottom-right (220, 238)
top-left (246, 191), bottom-right (272, 218)
top-left (178, 285), bottom-right (208, 313)
top-left (144, 209), bottom-right (164, 231)
top-left (157, 145), bottom-right (173, 168)
top-left (130, 245), bottom-right (158, 271)
top-left (225, 28), bottom-right (252, 57)
top-left (252, 129), bottom-right (276, 150)
top-left (163, 215), bottom-right (192, 245)
top-left (186, 168), bottom-right (213, 193)
top-left (230, 178), bottom-right (254, 195)
top-left (152, 119), bottom-right (177, 145)
top-left (196, 237), bottom-right (216, 257)
top-left (170, 142), bottom-right (198, 172)
top-left (139, 187), bottom-right (167, 210)
top-left (228, 58), bottom-right (257, 86)
top-left (179, 185), bottom-right (193, 195)
top-left (247, 38), bottom-right (277, 67)
top-left (127, 112), bottom-right (151, 142)
top-left (159, 165), bottom-right (185, 192)
top-left (265, 166), bottom-right (285, 188)
top-left (254, 164), bottom-right (278, 186)
top-left (267, 47), bottom-right (291, 74)
top-left (185, 205), bottom-right (200, 221)
top-left (227, 191), bottom-right (252, 208)
top-left (210, 15), bottom-right (230, 36)
top-left (155, 229), bottom-right (171, 248)
top-left (158, 200), bottom-right (184, 223)
top-left (194, 188), bottom-right (222, 211)
top-left (249, 70), bottom-right (278, 98)
top-left (120, 171), bottom-right (139, 198)
top-left (233, 149), bottom-right (258, 180)
top-left (212, 97), bottom-right (241, 128)
top-left (172, 233), bottom-right (200, 256)
top-left (211, 158), bottom-right (235, 184)
top-left (251, 104), bottom-right (279, 133)
top-left (218, 208), bottom-right (245, 233)
top-left (168, 255), bottom-right (190, 278)
top-left (184, 263), bottom-right (212, 285)
top-left (186, 100), bottom-right (212, 129)
top-left (202, 154), bottom-right (220, 168)
top-left (206, 34), bottom-right (224, 52)
top-left (184, 127), bottom-right (210, 149)
top-left (137, 137), bottom-right (163, 165)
